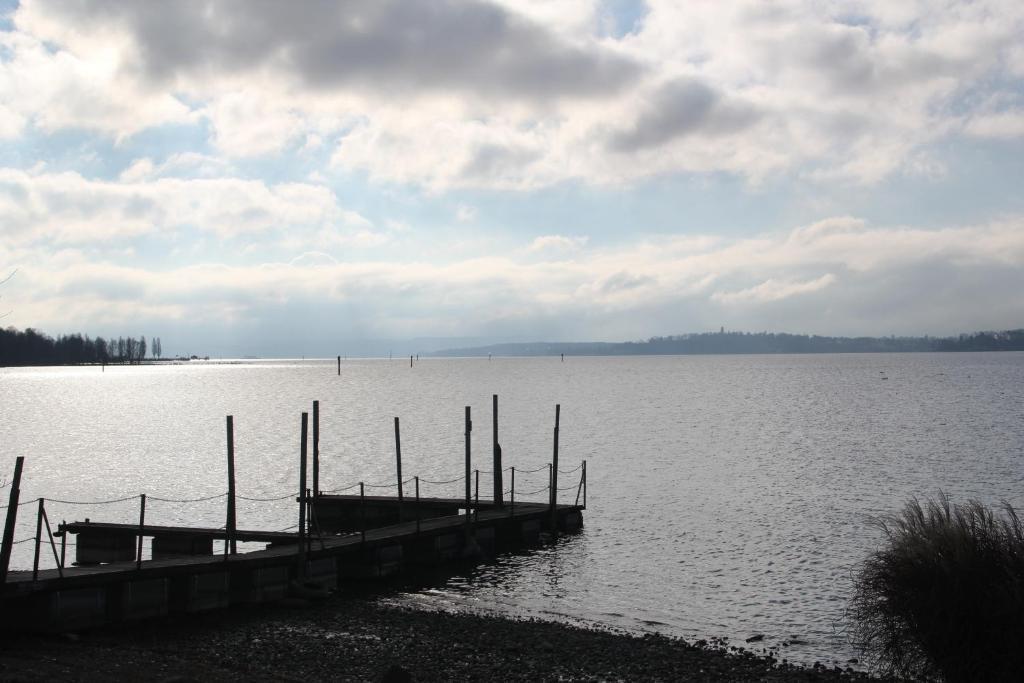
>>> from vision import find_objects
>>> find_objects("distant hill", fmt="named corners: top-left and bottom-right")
top-left (429, 329), bottom-right (1024, 357)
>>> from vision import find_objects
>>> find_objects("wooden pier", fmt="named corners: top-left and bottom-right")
top-left (0, 397), bottom-right (586, 633)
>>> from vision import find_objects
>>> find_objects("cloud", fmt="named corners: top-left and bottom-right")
top-left (529, 235), bottom-right (589, 253)
top-left (0, 168), bottom-right (374, 245)
top-left (6, 215), bottom-right (1024, 344)
top-left (5, 0), bottom-right (1021, 188)
top-left (712, 274), bottom-right (838, 304)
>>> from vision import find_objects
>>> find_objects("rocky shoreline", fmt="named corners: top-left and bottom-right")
top-left (0, 595), bottom-right (881, 682)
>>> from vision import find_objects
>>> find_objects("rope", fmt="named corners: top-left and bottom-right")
top-left (322, 482), bottom-right (360, 494)
top-left (558, 463), bottom-right (583, 475)
top-left (237, 492), bottom-right (297, 502)
top-left (277, 524), bottom-right (298, 532)
top-left (516, 465), bottom-right (550, 474)
top-left (12, 536), bottom-right (36, 545)
top-left (0, 498), bottom-right (37, 510)
top-left (419, 476), bottom-right (463, 485)
top-left (149, 492), bottom-right (228, 504)
top-left (516, 485), bottom-right (551, 496)
top-left (556, 484), bottom-right (579, 492)
top-left (363, 481), bottom-right (396, 489)
top-left (44, 494), bottom-right (140, 506)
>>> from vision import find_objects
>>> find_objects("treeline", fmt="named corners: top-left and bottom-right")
top-left (0, 327), bottom-right (164, 366)
top-left (431, 328), bottom-right (1024, 357)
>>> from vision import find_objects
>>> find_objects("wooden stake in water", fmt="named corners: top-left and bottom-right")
top-left (32, 498), bottom-right (43, 581)
top-left (226, 415), bottom-right (237, 555)
top-left (550, 404), bottom-right (560, 520)
top-left (298, 412), bottom-right (308, 572)
top-left (136, 494), bottom-right (146, 570)
top-left (464, 406), bottom-right (471, 528)
top-left (492, 394), bottom-right (502, 507)
top-left (0, 456), bottom-right (25, 585)
top-left (312, 401), bottom-right (320, 498)
top-left (337, 356), bottom-right (341, 375)
top-left (394, 417), bottom-right (403, 522)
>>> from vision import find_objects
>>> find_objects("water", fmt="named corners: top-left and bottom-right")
top-left (2, 353), bottom-right (1022, 666)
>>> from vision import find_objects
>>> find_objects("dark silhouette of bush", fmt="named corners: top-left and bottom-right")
top-left (850, 495), bottom-right (1024, 681)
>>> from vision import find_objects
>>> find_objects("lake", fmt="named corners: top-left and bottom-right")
top-left (2, 353), bottom-right (1022, 666)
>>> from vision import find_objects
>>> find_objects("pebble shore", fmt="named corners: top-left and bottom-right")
top-left (0, 596), bottom-right (880, 682)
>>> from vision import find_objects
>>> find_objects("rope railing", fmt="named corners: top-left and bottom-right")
top-left (237, 491), bottom-right (297, 502)
top-left (516, 485), bottom-right (551, 496)
top-left (0, 498), bottom-right (36, 510)
top-left (515, 464), bottom-right (550, 474)
top-left (149, 492), bottom-right (228, 504)
top-left (321, 482), bottom-right (360, 494)
top-left (558, 463), bottom-right (584, 475)
top-left (419, 475), bottom-right (463, 485)
top-left (43, 494), bottom-right (140, 506)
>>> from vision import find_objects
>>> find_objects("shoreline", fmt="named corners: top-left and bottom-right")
top-left (0, 595), bottom-right (880, 682)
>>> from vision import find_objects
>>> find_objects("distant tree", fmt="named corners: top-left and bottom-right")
top-left (117, 337), bottom-right (126, 362)
top-left (139, 335), bottom-right (147, 361)
top-left (153, 337), bottom-right (162, 359)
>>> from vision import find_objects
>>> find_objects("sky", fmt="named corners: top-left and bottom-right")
top-left (1, 0), bottom-right (1023, 357)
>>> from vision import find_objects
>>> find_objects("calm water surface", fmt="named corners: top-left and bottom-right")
top-left (2, 353), bottom-right (1022, 666)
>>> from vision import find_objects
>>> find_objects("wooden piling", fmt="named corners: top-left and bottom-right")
top-left (312, 401), bottom-right (320, 498)
top-left (32, 498), bottom-right (43, 581)
top-left (136, 494), bottom-right (146, 570)
top-left (298, 412), bottom-right (308, 570)
top-left (337, 356), bottom-right (341, 375)
top-left (414, 476), bottom-right (421, 535)
top-left (509, 467), bottom-right (515, 517)
top-left (492, 395), bottom-right (502, 507)
top-left (226, 416), bottom-right (237, 555)
top-left (394, 417), bottom-right (403, 521)
top-left (464, 406), bottom-right (471, 528)
top-left (410, 355), bottom-right (413, 368)
top-left (550, 405), bottom-right (560, 519)
top-left (0, 456), bottom-right (24, 585)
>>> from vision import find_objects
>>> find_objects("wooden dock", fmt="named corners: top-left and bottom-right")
top-left (0, 396), bottom-right (587, 632)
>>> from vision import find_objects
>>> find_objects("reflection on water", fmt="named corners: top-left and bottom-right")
top-left (2, 353), bottom-right (1023, 666)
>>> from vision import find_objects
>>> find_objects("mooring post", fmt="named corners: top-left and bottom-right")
top-left (359, 482), bottom-right (366, 544)
top-left (298, 412), bottom-right (308, 572)
top-left (60, 519), bottom-right (67, 569)
top-left (550, 405), bottom-right (560, 522)
top-left (509, 467), bottom-right (515, 517)
top-left (474, 469), bottom-right (480, 524)
top-left (464, 406), bottom-right (471, 529)
top-left (312, 401), bottom-right (320, 498)
top-left (492, 394), bottom-right (502, 507)
top-left (337, 355), bottom-right (341, 376)
top-left (583, 460), bottom-right (587, 509)
top-left (226, 415), bottom-right (237, 556)
top-left (410, 355), bottom-right (413, 368)
top-left (32, 498), bottom-right (43, 582)
top-left (414, 476), bottom-right (421, 535)
top-left (136, 494), bottom-right (146, 570)
top-left (0, 456), bottom-right (25, 585)
top-left (394, 417), bottom-right (404, 522)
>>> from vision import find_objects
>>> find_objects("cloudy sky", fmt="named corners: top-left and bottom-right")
top-left (2, 0), bottom-right (1023, 356)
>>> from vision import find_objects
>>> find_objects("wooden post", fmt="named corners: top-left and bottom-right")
top-left (312, 401), bottom-right (320, 498)
top-left (136, 494), bottom-right (146, 570)
top-left (359, 482), bottom-right (366, 544)
top-left (509, 467), bottom-right (515, 517)
top-left (298, 412), bottom-right (308, 570)
top-left (550, 404), bottom-right (560, 515)
top-left (0, 456), bottom-right (25, 585)
top-left (226, 415), bottom-right (237, 556)
top-left (60, 519), bottom-right (67, 569)
top-left (414, 476), bottom-right (421, 535)
top-left (337, 355), bottom-right (341, 375)
top-left (410, 355), bottom-right (413, 368)
top-left (464, 406), bottom-right (471, 527)
top-left (583, 459), bottom-right (587, 509)
top-left (474, 469), bottom-right (479, 524)
top-left (492, 394), bottom-right (502, 507)
top-left (394, 417), bottom-right (403, 521)
top-left (32, 498), bottom-right (43, 581)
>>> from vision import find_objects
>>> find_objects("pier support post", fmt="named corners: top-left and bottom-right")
top-left (337, 356), bottom-right (341, 375)
top-left (549, 405), bottom-right (560, 525)
top-left (226, 416), bottom-right (237, 555)
top-left (298, 412), bottom-right (308, 570)
top-left (32, 498), bottom-right (43, 581)
top-left (1, 456), bottom-right (25, 585)
top-left (136, 494), bottom-right (146, 570)
top-left (394, 417), bottom-right (403, 522)
top-left (492, 395), bottom-right (502, 507)
top-left (464, 406), bottom-right (471, 529)
top-left (313, 401), bottom-right (320, 498)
